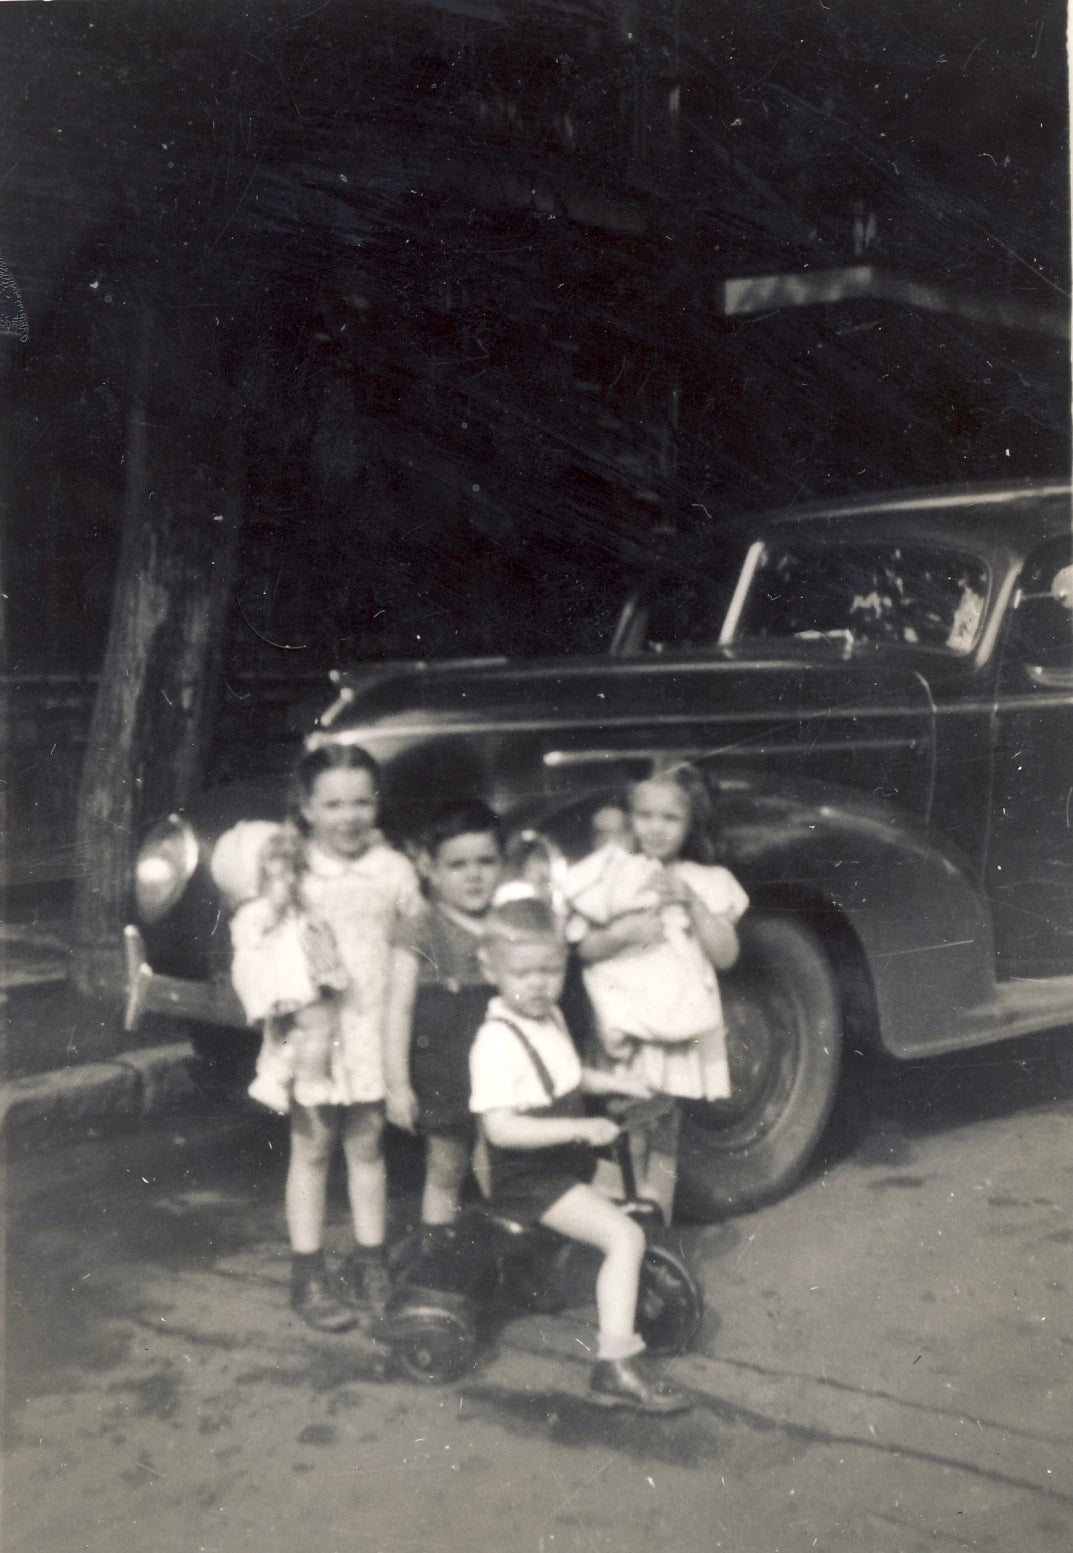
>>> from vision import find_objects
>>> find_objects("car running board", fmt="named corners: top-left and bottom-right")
top-left (897, 972), bottom-right (1073, 1060)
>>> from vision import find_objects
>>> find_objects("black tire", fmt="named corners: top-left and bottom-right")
top-left (677, 913), bottom-right (842, 1219)
top-left (389, 1308), bottom-right (479, 1384)
top-left (636, 1246), bottom-right (704, 1356)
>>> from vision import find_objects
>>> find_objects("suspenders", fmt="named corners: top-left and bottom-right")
top-left (493, 1013), bottom-right (559, 1104)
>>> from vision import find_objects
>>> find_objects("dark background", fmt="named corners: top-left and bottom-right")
top-left (4, 0), bottom-right (1069, 683)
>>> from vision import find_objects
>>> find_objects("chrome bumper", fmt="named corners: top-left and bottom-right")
top-left (123, 924), bottom-right (247, 1034)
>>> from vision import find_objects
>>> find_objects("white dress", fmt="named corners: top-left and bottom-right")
top-left (564, 845), bottom-right (749, 1101)
top-left (228, 839), bottom-right (421, 1105)
top-left (300, 842), bottom-right (422, 1104)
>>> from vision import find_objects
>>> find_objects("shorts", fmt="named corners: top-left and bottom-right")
top-left (485, 1139), bottom-right (596, 1225)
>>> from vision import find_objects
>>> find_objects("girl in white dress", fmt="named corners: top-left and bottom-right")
top-left (223, 745), bottom-right (421, 1332)
top-left (566, 762), bottom-right (748, 1224)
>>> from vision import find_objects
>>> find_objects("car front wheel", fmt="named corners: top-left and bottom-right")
top-left (677, 913), bottom-right (842, 1218)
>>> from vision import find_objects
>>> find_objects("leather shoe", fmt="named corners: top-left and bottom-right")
top-left (290, 1255), bottom-right (358, 1333)
top-left (587, 1357), bottom-right (692, 1414)
top-left (339, 1251), bottom-right (393, 1318)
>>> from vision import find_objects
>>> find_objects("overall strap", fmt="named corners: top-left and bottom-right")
top-left (494, 1014), bottom-right (558, 1103)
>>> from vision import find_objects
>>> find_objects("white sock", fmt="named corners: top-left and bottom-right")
top-left (596, 1332), bottom-right (645, 1361)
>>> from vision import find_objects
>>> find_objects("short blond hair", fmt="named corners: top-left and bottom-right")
top-left (481, 896), bottom-right (563, 954)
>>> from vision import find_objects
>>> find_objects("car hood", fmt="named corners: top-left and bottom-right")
top-left (320, 644), bottom-right (937, 834)
top-left (324, 639), bottom-right (934, 727)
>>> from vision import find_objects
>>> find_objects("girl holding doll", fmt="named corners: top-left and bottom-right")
top-left (230, 822), bottom-right (350, 1116)
top-left (225, 744), bottom-right (421, 1332)
top-left (565, 761), bottom-right (748, 1225)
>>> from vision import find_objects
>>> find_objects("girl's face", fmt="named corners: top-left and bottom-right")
top-left (630, 780), bottom-right (691, 864)
top-left (423, 831), bottom-right (502, 917)
top-left (301, 767), bottom-right (379, 857)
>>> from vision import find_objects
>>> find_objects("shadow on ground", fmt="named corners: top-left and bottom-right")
top-left (815, 1022), bottom-right (1073, 1182)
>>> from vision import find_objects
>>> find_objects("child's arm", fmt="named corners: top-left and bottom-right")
top-left (693, 907), bottom-right (739, 972)
top-left (665, 876), bottom-right (740, 971)
top-left (580, 1066), bottom-right (654, 1100)
top-left (481, 1107), bottom-right (620, 1151)
top-left (574, 907), bottom-right (666, 965)
top-left (383, 946), bottom-right (420, 1131)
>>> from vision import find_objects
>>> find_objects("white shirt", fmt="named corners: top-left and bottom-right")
top-left (469, 998), bottom-right (582, 1114)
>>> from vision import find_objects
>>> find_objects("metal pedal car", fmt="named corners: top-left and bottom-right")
top-left (378, 1103), bottom-right (704, 1385)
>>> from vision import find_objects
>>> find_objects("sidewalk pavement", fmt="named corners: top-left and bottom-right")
top-left (1, 915), bottom-right (201, 1149)
top-left (0, 1032), bottom-right (201, 1148)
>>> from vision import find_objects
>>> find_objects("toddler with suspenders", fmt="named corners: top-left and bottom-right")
top-left (468, 897), bottom-right (692, 1414)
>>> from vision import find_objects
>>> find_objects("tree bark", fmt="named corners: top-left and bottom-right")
top-left (72, 298), bottom-right (243, 999)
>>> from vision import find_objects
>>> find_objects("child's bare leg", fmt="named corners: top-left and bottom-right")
top-left (341, 1103), bottom-right (387, 1247)
top-left (422, 1128), bottom-right (471, 1225)
top-left (643, 1150), bottom-right (676, 1224)
top-left (590, 1039), bottom-right (637, 1202)
top-left (640, 1103), bottom-right (681, 1225)
top-left (286, 1103), bottom-right (339, 1252)
top-left (542, 1181), bottom-right (692, 1414)
top-left (540, 1184), bottom-right (645, 1355)
top-left (285, 1103), bottom-right (356, 1331)
top-left (338, 1105), bottom-right (392, 1314)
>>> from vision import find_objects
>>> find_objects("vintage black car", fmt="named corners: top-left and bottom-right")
top-left (126, 478), bottom-right (1073, 1216)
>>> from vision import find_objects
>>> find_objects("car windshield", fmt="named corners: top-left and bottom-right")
top-left (731, 541), bottom-right (990, 653)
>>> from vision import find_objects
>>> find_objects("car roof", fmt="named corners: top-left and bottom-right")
top-left (757, 479), bottom-right (1072, 558)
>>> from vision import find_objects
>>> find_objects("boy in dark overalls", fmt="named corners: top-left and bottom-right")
top-left (387, 800), bottom-right (502, 1258)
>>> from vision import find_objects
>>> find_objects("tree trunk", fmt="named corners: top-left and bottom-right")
top-left (72, 298), bottom-right (243, 1000)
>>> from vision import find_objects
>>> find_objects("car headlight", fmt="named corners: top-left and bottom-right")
top-left (135, 815), bottom-right (200, 923)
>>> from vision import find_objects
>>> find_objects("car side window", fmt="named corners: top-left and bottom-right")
top-left (1006, 541), bottom-right (1073, 674)
top-left (641, 577), bottom-right (728, 653)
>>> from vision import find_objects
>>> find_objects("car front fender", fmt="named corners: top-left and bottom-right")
top-left (135, 778), bottom-right (287, 981)
top-left (711, 777), bottom-right (996, 1060)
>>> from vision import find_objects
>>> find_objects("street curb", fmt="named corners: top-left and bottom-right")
top-left (0, 1040), bottom-right (199, 1144)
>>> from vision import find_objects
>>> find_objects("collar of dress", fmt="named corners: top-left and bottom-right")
top-left (305, 833), bottom-right (385, 876)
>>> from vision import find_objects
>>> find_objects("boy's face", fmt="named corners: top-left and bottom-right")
top-left (423, 830), bottom-right (502, 917)
top-left (483, 936), bottom-right (566, 1020)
